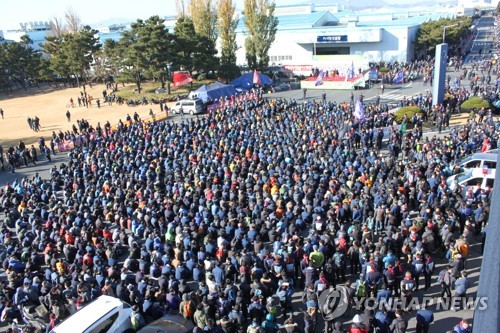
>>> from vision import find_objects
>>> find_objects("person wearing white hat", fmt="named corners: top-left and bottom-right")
top-left (349, 314), bottom-right (369, 333)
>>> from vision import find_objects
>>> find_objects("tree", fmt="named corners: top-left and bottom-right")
top-left (43, 35), bottom-right (72, 85)
top-left (189, 0), bottom-right (218, 42)
top-left (139, 16), bottom-right (171, 89)
top-left (117, 29), bottom-right (146, 93)
top-left (116, 16), bottom-right (171, 93)
top-left (243, 0), bottom-right (278, 70)
top-left (176, 0), bottom-right (188, 18)
top-left (50, 16), bottom-right (65, 37)
top-left (65, 7), bottom-right (81, 33)
top-left (217, 0), bottom-right (240, 80)
top-left (43, 25), bottom-right (101, 87)
top-left (415, 17), bottom-right (472, 55)
top-left (0, 35), bottom-right (42, 92)
top-left (98, 39), bottom-right (124, 84)
top-left (172, 17), bottom-right (218, 73)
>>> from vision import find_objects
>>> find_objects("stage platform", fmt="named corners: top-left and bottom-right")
top-left (300, 75), bottom-right (366, 90)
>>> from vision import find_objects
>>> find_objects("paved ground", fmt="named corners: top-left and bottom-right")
top-left (0, 16), bottom-right (495, 332)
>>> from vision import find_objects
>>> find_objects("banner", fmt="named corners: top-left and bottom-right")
top-left (173, 71), bottom-right (194, 88)
top-left (283, 65), bottom-right (313, 75)
top-left (57, 140), bottom-right (74, 152)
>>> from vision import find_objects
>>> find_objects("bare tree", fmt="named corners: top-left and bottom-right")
top-left (189, 0), bottom-right (218, 42)
top-left (176, 0), bottom-right (187, 18)
top-left (49, 16), bottom-right (66, 36)
top-left (65, 6), bottom-right (81, 33)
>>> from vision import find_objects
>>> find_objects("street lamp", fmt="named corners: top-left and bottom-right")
top-left (443, 24), bottom-right (458, 44)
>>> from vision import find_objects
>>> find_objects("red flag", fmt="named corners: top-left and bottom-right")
top-left (253, 70), bottom-right (261, 85)
top-left (173, 71), bottom-right (193, 88)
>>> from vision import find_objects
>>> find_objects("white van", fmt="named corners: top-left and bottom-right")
top-left (447, 168), bottom-right (495, 191)
top-left (460, 152), bottom-right (498, 170)
top-left (50, 296), bottom-right (133, 333)
top-left (171, 99), bottom-right (204, 115)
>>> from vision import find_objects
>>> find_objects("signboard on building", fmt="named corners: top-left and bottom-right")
top-left (317, 35), bottom-right (348, 43)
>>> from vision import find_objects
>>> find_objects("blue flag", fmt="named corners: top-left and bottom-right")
top-left (393, 70), bottom-right (404, 84)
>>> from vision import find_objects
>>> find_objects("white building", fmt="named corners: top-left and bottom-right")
top-left (1, 21), bottom-right (51, 51)
top-left (234, 3), bottom-right (455, 68)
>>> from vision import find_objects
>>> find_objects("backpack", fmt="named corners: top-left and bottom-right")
top-left (403, 279), bottom-right (415, 291)
top-left (183, 300), bottom-right (193, 318)
top-left (334, 253), bottom-right (344, 267)
top-left (414, 262), bottom-right (424, 274)
top-left (458, 244), bottom-right (469, 257)
top-left (131, 312), bottom-right (145, 330)
top-left (356, 281), bottom-right (366, 297)
top-left (438, 270), bottom-right (447, 284)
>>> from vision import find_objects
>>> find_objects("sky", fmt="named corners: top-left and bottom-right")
top-left (0, 0), bottom-right (456, 31)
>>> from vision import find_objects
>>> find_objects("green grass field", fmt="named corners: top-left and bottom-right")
top-left (113, 80), bottom-right (215, 101)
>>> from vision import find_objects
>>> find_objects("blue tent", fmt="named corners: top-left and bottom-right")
top-left (188, 82), bottom-right (239, 102)
top-left (231, 72), bottom-right (273, 90)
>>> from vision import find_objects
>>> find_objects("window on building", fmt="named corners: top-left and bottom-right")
top-left (270, 55), bottom-right (292, 62)
top-left (315, 47), bottom-right (350, 55)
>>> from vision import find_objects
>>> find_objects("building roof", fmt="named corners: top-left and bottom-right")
top-left (236, 6), bottom-right (454, 33)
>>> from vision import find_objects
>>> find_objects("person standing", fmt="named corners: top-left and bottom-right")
top-left (453, 319), bottom-right (471, 333)
top-left (439, 266), bottom-right (453, 299)
top-left (179, 106), bottom-right (185, 120)
top-left (44, 146), bottom-right (51, 162)
top-left (349, 314), bottom-right (369, 333)
top-left (66, 110), bottom-right (71, 123)
top-left (452, 271), bottom-right (471, 311)
top-left (423, 254), bottom-right (434, 291)
top-left (400, 272), bottom-right (415, 311)
top-left (0, 108), bottom-right (4, 119)
top-left (389, 310), bottom-right (407, 333)
top-left (415, 303), bottom-right (434, 333)
top-left (0, 145), bottom-right (4, 171)
top-left (322, 91), bottom-right (327, 103)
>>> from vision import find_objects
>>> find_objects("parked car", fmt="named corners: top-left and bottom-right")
top-left (447, 168), bottom-right (495, 192)
top-left (50, 296), bottom-right (133, 333)
top-left (137, 313), bottom-right (194, 333)
top-left (460, 152), bottom-right (498, 170)
top-left (171, 99), bottom-right (204, 115)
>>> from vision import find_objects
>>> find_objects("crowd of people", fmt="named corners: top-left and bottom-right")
top-left (0, 64), bottom-right (497, 333)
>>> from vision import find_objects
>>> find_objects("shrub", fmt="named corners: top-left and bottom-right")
top-left (379, 67), bottom-right (390, 73)
top-left (461, 97), bottom-right (491, 111)
top-left (394, 106), bottom-right (423, 123)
